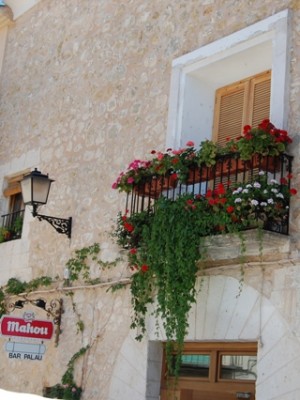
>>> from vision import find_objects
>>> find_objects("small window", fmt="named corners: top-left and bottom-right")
top-left (1, 174), bottom-right (26, 242)
top-left (213, 70), bottom-right (271, 146)
top-left (219, 353), bottom-right (257, 381)
top-left (172, 353), bottom-right (210, 378)
top-left (161, 342), bottom-right (257, 400)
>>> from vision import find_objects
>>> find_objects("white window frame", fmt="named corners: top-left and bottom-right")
top-left (5, 0), bottom-right (41, 20)
top-left (166, 9), bottom-right (291, 150)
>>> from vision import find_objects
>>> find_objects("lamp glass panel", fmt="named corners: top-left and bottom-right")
top-left (32, 176), bottom-right (52, 204)
top-left (20, 175), bottom-right (33, 205)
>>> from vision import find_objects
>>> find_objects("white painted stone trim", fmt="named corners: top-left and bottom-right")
top-left (166, 9), bottom-right (291, 149)
top-left (5, 0), bottom-right (41, 20)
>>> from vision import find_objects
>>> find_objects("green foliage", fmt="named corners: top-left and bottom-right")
top-left (112, 119), bottom-right (292, 193)
top-left (0, 227), bottom-right (11, 243)
top-left (0, 288), bottom-right (6, 317)
top-left (106, 282), bottom-right (127, 293)
top-left (65, 291), bottom-right (85, 334)
top-left (197, 139), bottom-right (220, 166)
top-left (5, 276), bottom-right (53, 295)
top-left (27, 276), bottom-right (53, 291)
top-left (0, 217), bottom-right (23, 243)
top-left (114, 171), bottom-right (296, 377)
top-left (43, 346), bottom-right (89, 400)
top-left (12, 216), bottom-right (23, 234)
top-left (118, 194), bottom-right (235, 374)
top-left (0, 276), bottom-right (53, 319)
top-left (5, 278), bottom-right (27, 294)
top-left (66, 242), bottom-right (119, 284)
top-left (66, 243), bottom-right (101, 282)
top-left (225, 119), bottom-right (292, 160)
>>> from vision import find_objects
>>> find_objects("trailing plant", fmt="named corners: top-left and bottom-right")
top-left (0, 288), bottom-right (6, 317)
top-left (106, 282), bottom-right (127, 293)
top-left (66, 291), bottom-right (85, 334)
top-left (5, 276), bottom-right (53, 295)
top-left (0, 276), bottom-right (55, 318)
top-left (114, 172), bottom-right (297, 377)
top-left (43, 346), bottom-right (89, 400)
top-left (115, 191), bottom-right (236, 374)
top-left (65, 242), bottom-right (120, 284)
top-left (66, 243), bottom-right (101, 283)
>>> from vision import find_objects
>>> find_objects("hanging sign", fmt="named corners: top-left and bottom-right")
top-left (5, 341), bottom-right (46, 361)
top-left (0, 315), bottom-right (54, 340)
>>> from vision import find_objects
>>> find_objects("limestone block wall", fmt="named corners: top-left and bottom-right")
top-left (0, 0), bottom-right (299, 276)
top-left (0, 0), bottom-right (300, 399)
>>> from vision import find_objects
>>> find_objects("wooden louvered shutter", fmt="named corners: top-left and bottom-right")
top-left (3, 175), bottom-right (24, 197)
top-left (213, 70), bottom-right (271, 145)
top-left (3, 173), bottom-right (27, 213)
top-left (213, 81), bottom-right (249, 146)
top-left (248, 70), bottom-right (271, 128)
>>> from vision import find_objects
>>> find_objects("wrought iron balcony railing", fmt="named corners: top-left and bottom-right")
top-left (0, 209), bottom-right (25, 242)
top-left (126, 153), bottom-right (293, 235)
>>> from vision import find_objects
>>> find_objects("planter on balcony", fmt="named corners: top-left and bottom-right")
top-left (186, 164), bottom-right (213, 184)
top-left (134, 174), bottom-right (178, 199)
top-left (214, 157), bottom-right (247, 178)
top-left (249, 154), bottom-right (281, 172)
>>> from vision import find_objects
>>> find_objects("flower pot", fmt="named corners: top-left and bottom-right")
top-left (134, 175), bottom-right (178, 199)
top-left (186, 165), bottom-right (213, 184)
top-left (250, 154), bottom-right (281, 172)
top-left (214, 157), bottom-right (248, 178)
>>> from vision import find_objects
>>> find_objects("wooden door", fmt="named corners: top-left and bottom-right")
top-left (160, 342), bottom-right (257, 400)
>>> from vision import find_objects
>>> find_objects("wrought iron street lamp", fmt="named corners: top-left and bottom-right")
top-left (21, 168), bottom-right (72, 238)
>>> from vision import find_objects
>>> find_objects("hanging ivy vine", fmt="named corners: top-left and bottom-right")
top-left (117, 193), bottom-right (238, 375)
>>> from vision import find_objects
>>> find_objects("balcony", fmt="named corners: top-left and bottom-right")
top-left (113, 130), bottom-right (295, 358)
top-left (0, 209), bottom-right (24, 243)
top-left (125, 152), bottom-right (293, 235)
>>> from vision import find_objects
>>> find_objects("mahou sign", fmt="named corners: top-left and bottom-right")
top-left (0, 316), bottom-right (54, 340)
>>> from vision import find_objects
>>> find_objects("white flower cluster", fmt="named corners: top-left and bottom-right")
top-left (231, 176), bottom-right (286, 210)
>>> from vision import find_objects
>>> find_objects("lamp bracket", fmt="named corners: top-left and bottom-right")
top-left (35, 212), bottom-right (72, 238)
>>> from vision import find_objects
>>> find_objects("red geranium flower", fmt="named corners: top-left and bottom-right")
top-left (141, 264), bottom-right (149, 273)
top-left (129, 248), bottom-right (137, 255)
top-left (205, 189), bottom-right (213, 198)
top-left (226, 205), bottom-right (235, 214)
top-left (290, 188), bottom-right (297, 196)
top-left (280, 177), bottom-right (288, 185)
top-left (243, 125), bottom-right (252, 134)
top-left (124, 222), bottom-right (134, 232)
top-left (216, 183), bottom-right (225, 195)
top-left (170, 173), bottom-right (178, 182)
top-left (186, 141), bottom-right (195, 147)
